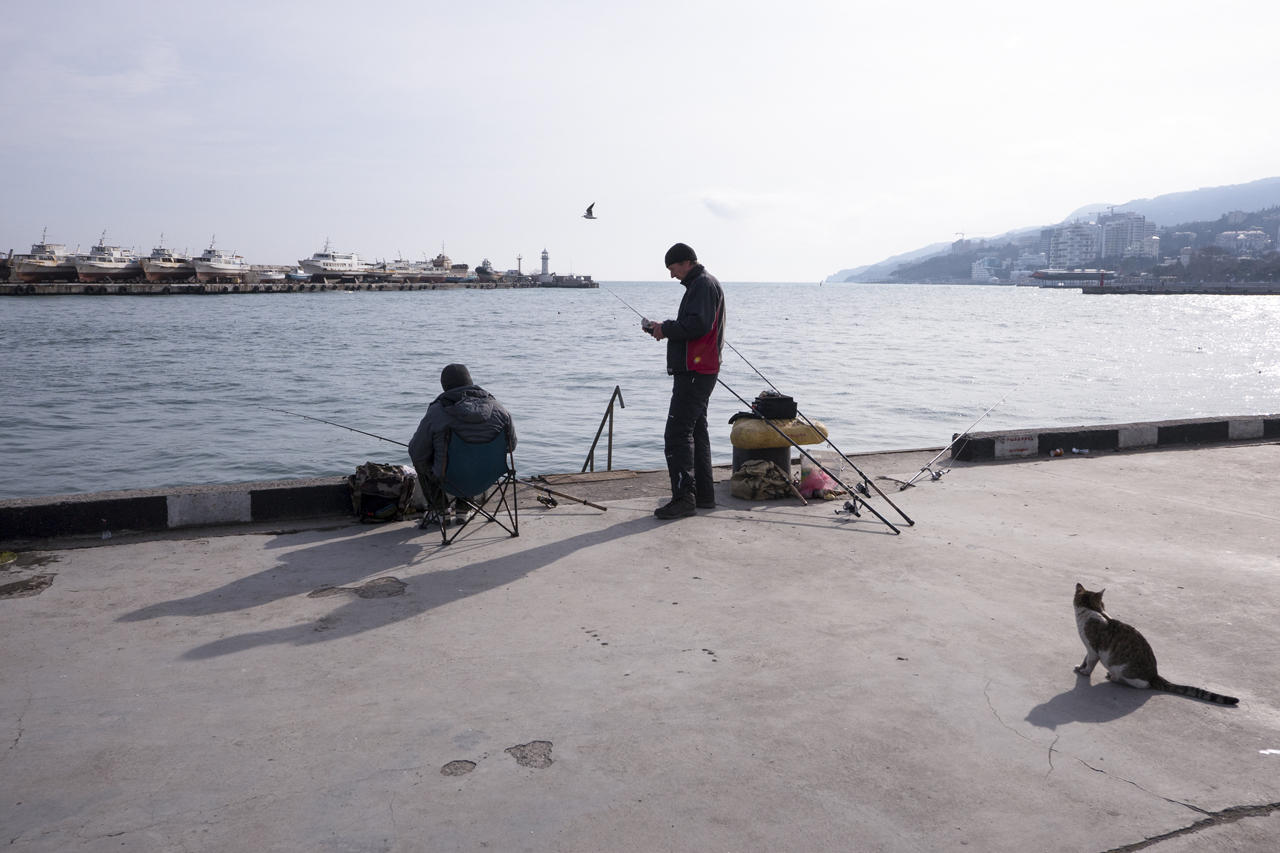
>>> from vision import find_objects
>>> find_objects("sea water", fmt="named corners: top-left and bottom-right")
top-left (1, 283), bottom-right (1277, 500)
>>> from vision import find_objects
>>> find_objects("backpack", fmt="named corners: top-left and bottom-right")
top-left (348, 462), bottom-right (417, 523)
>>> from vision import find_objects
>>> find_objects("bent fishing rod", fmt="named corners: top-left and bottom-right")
top-left (899, 379), bottom-right (1025, 491)
top-left (259, 406), bottom-right (607, 511)
top-left (604, 285), bottom-right (906, 532)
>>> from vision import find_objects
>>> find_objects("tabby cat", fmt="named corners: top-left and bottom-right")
top-left (1073, 583), bottom-right (1238, 705)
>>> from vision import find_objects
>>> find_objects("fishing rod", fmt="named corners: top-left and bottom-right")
top-left (260, 406), bottom-right (605, 511)
top-left (722, 341), bottom-right (914, 526)
top-left (261, 406), bottom-right (408, 446)
top-left (714, 376), bottom-right (901, 534)
top-left (899, 379), bottom-right (1025, 490)
top-left (601, 284), bottom-right (648, 321)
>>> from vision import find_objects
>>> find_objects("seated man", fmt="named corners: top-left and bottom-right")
top-left (408, 363), bottom-right (517, 527)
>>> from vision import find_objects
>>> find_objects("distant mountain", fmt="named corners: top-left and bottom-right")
top-left (827, 242), bottom-right (949, 283)
top-left (1061, 176), bottom-right (1280, 227)
top-left (833, 176), bottom-right (1280, 282)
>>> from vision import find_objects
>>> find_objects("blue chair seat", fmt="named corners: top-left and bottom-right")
top-left (436, 426), bottom-right (518, 545)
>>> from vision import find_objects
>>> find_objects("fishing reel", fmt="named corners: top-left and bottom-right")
top-left (536, 494), bottom-right (558, 509)
top-left (835, 499), bottom-right (861, 518)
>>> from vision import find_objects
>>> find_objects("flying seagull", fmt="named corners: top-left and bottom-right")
top-left (582, 203), bottom-right (597, 220)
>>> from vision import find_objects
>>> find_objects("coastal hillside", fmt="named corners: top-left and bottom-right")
top-left (878, 206), bottom-right (1280, 284)
top-left (832, 177), bottom-right (1280, 283)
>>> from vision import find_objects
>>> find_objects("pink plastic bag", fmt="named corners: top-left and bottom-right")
top-left (798, 466), bottom-right (840, 499)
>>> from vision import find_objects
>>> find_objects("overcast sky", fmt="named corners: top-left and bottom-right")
top-left (3, 0), bottom-right (1278, 281)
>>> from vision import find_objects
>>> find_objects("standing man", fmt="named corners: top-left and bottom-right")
top-left (643, 242), bottom-right (726, 519)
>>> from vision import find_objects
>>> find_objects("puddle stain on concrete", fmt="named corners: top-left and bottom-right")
top-left (505, 741), bottom-right (553, 769)
top-left (0, 573), bottom-right (56, 599)
top-left (307, 576), bottom-right (407, 600)
top-left (440, 760), bottom-right (476, 776)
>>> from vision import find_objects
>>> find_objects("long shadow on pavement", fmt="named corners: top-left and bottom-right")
top-left (122, 514), bottom-right (654, 660)
top-left (116, 521), bottom-right (429, 622)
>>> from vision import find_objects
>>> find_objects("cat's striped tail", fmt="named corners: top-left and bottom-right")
top-left (1152, 676), bottom-right (1239, 705)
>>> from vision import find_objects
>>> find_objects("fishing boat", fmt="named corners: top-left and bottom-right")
top-left (192, 238), bottom-right (249, 283)
top-left (12, 230), bottom-right (80, 282)
top-left (286, 267), bottom-right (310, 283)
top-left (257, 269), bottom-right (286, 283)
top-left (298, 239), bottom-right (370, 281)
top-left (75, 233), bottom-right (143, 282)
top-left (140, 238), bottom-right (195, 282)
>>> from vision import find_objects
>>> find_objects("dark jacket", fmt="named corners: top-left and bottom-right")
top-left (661, 264), bottom-right (726, 375)
top-left (408, 385), bottom-right (516, 477)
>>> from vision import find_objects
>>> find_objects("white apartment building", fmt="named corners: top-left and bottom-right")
top-left (1100, 212), bottom-right (1160, 259)
top-left (1049, 221), bottom-right (1101, 268)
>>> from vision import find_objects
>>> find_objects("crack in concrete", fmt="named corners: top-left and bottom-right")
top-left (983, 679), bottom-right (1058, 777)
top-left (1097, 801), bottom-right (1280, 852)
top-left (1075, 758), bottom-right (1204, 814)
top-left (2, 687), bottom-right (34, 765)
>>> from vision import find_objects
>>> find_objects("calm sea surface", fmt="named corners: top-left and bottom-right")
top-left (1, 283), bottom-right (1278, 500)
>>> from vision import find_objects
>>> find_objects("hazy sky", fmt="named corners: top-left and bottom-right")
top-left (3, 1), bottom-right (1278, 280)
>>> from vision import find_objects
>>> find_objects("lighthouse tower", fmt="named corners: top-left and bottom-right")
top-left (541, 249), bottom-right (550, 276)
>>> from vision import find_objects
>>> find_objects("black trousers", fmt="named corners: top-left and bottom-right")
top-left (664, 371), bottom-right (717, 500)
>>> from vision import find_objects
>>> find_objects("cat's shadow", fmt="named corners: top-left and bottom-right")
top-left (1025, 675), bottom-right (1152, 730)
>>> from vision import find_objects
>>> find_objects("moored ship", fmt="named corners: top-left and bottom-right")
top-left (193, 238), bottom-right (249, 283)
top-left (298, 240), bottom-right (370, 281)
top-left (74, 233), bottom-right (143, 282)
top-left (416, 253), bottom-right (452, 284)
top-left (12, 230), bottom-right (80, 282)
top-left (475, 258), bottom-right (504, 283)
top-left (140, 238), bottom-right (195, 282)
top-left (445, 262), bottom-right (473, 283)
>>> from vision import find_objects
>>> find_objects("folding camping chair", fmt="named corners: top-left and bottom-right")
top-left (433, 426), bottom-right (519, 546)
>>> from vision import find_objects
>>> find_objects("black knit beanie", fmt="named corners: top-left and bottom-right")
top-left (664, 242), bottom-right (697, 267)
top-left (440, 363), bottom-right (473, 391)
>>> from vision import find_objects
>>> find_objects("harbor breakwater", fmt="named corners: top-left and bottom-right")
top-left (3, 414), bottom-right (1276, 546)
top-left (0, 280), bottom-right (591, 296)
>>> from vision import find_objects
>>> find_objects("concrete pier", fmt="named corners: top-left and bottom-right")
top-left (2, 438), bottom-right (1278, 851)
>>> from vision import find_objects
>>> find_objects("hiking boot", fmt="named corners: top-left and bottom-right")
top-left (654, 494), bottom-right (697, 520)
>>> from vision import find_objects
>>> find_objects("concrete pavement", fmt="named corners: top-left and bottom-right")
top-left (2, 443), bottom-right (1278, 851)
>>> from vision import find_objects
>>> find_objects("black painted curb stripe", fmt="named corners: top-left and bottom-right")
top-left (0, 479), bottom-right (354, 543)
top-left (953, 415), bottom-right (1280, 461)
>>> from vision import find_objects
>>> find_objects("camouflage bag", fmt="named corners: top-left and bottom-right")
top-left (729, 459), bottom-right (796, 501)
top-left (348, 462), bottom-right (417, 523)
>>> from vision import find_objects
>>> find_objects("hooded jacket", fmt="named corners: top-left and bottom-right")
top-left (661, 264), bottom-right (725, 375)
top-left (408, 385), bottom-right (517, 477)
